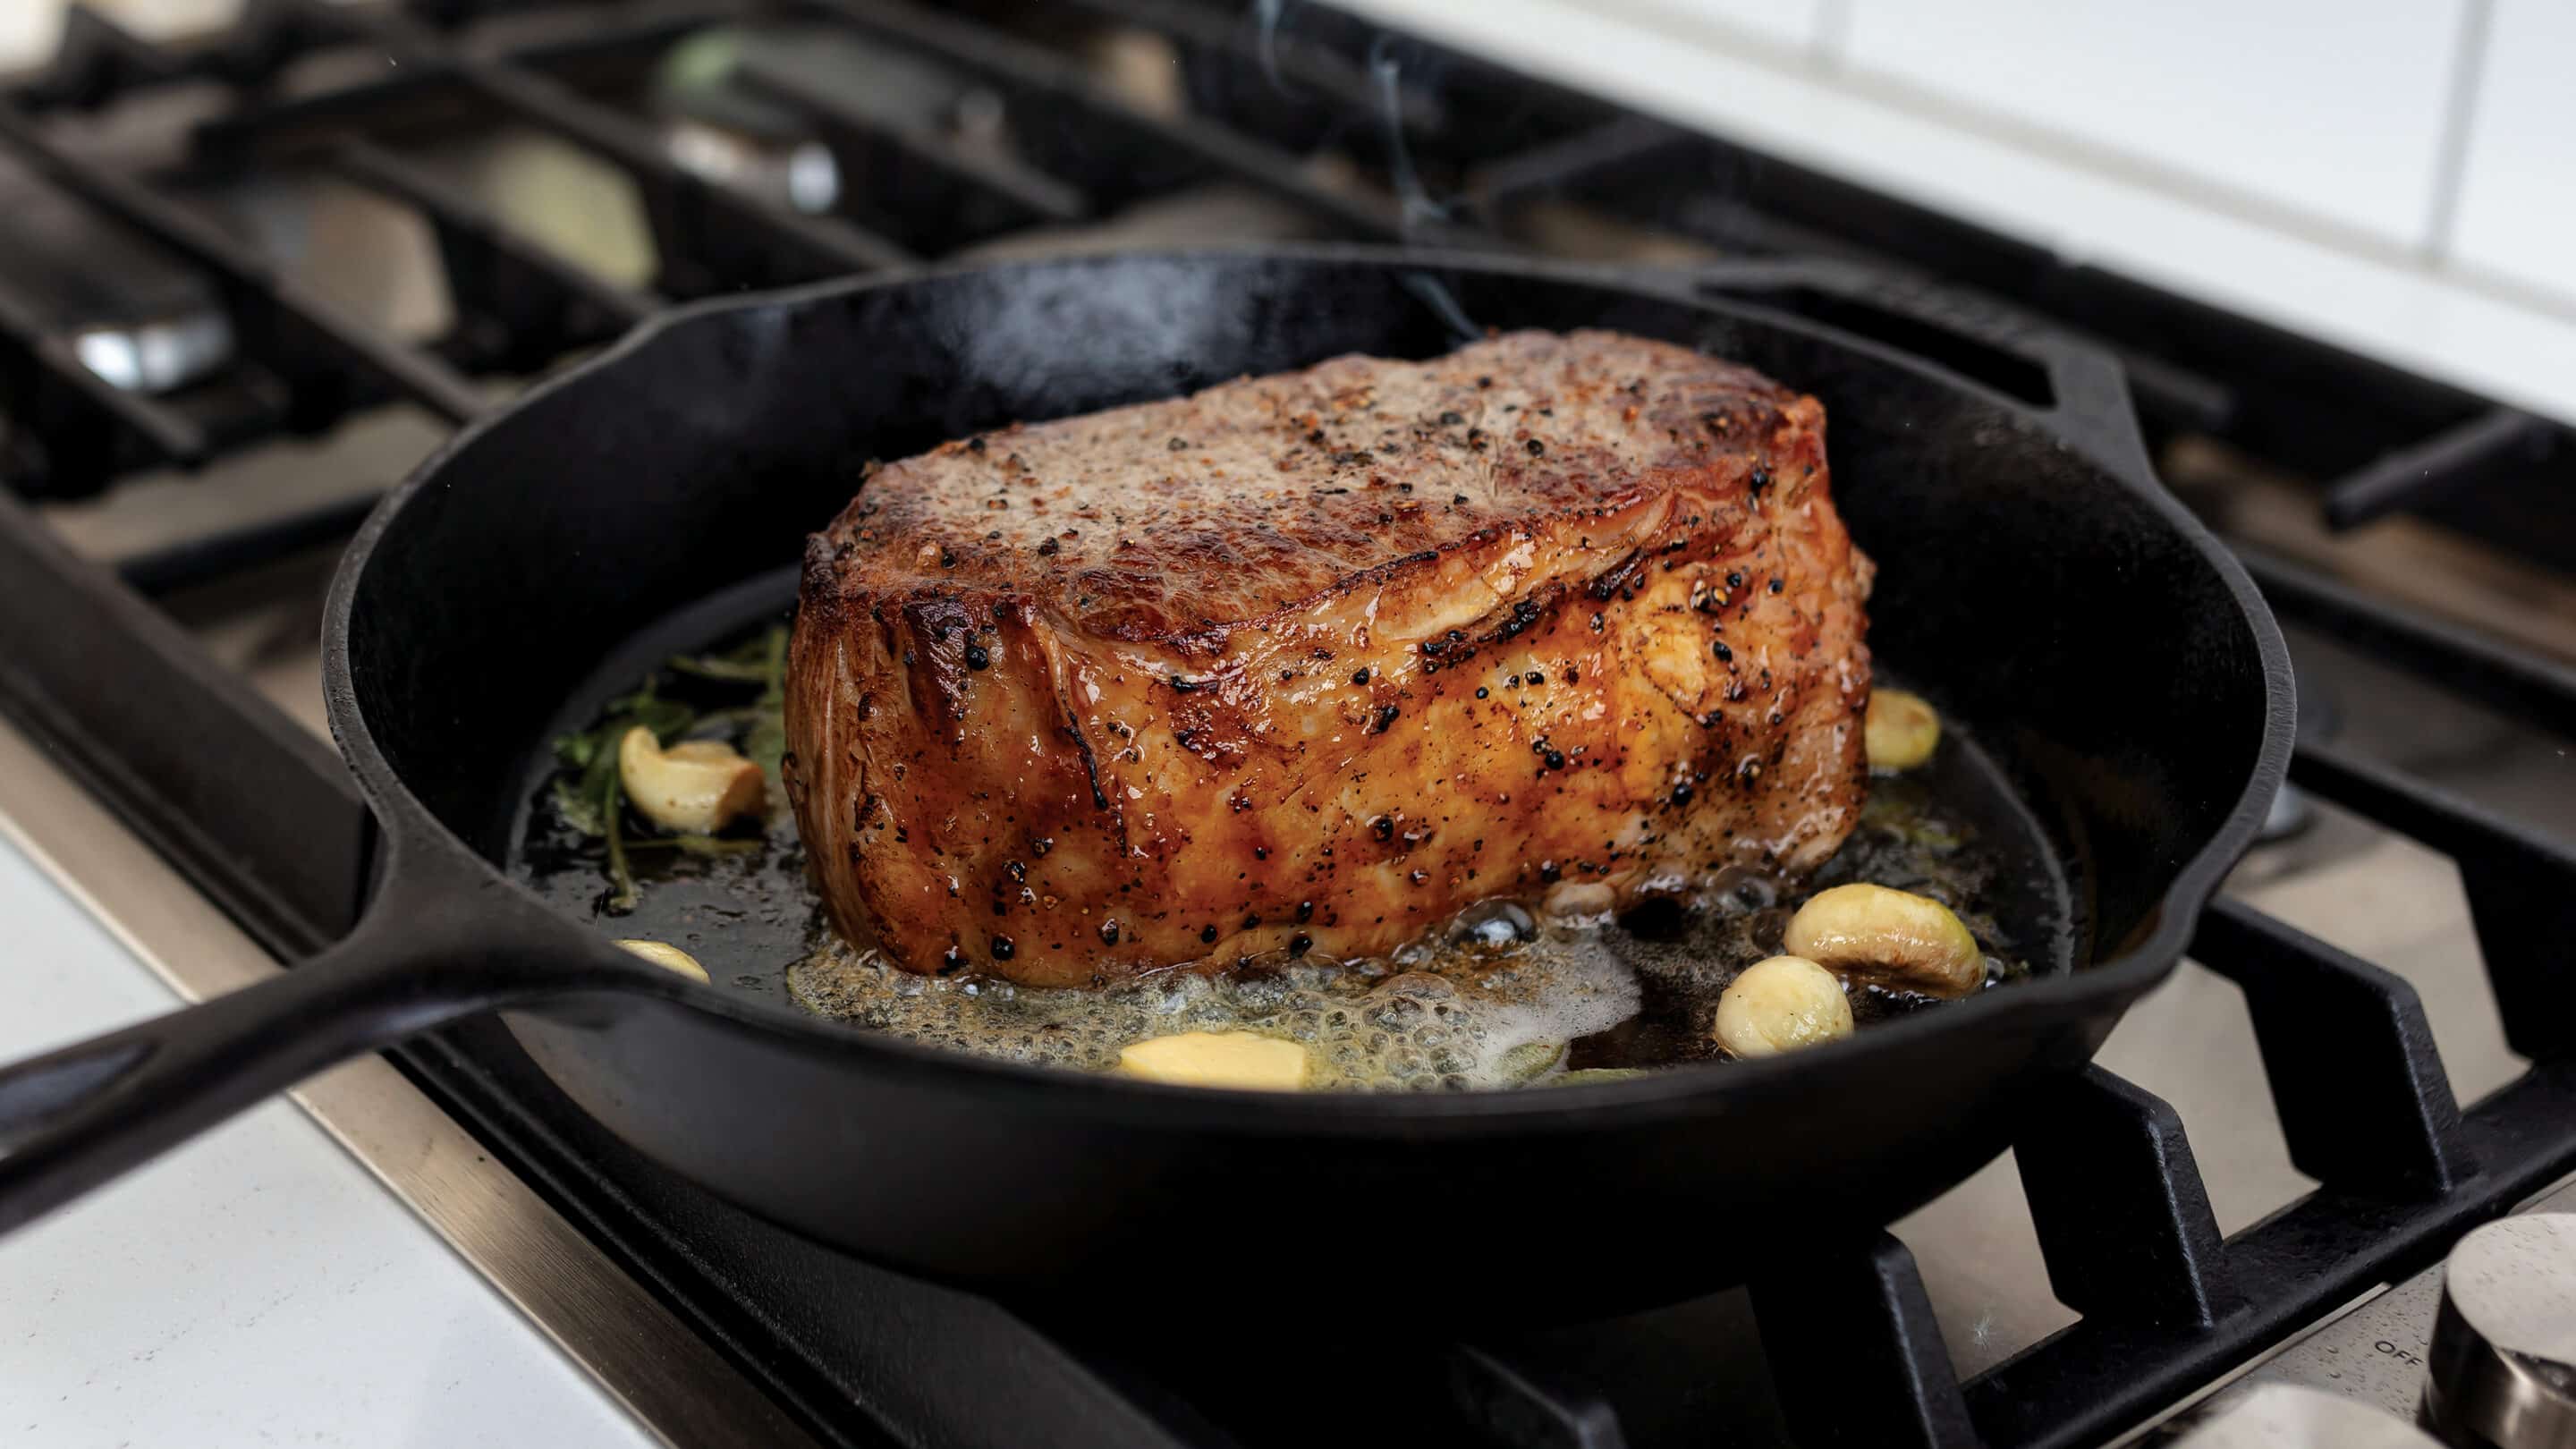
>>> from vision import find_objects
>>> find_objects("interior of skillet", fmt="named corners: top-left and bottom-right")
top-left (344, 250), bottom-right (2276, 1041)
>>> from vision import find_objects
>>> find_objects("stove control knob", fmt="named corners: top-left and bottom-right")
top-left (2428, 1213), bottom-right (2576, 1448)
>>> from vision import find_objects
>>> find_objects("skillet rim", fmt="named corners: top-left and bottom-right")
top-left (321, 242), bottom-right (2296, 1131)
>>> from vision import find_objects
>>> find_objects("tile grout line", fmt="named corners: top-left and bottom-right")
top-left (2422, 0), bottom-right (2498, 263)
top-left (1573, 0), bottom-right (2443, 273)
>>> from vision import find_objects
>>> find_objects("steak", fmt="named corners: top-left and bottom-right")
top-left (784, 330), bottom-right (1873, 986)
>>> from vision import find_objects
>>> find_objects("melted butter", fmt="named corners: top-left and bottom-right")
top-left (523, 624), bottom-right (2039, 1091)
top-left (783, 775), bottom-right (2018, 1090)
top-left (788, 926), bottom-right (1643, 1090)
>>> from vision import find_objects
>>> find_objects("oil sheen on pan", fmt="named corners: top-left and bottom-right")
top-left (512, 331), bottom-right (2076, 1091)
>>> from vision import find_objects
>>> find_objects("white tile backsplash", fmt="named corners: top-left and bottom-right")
top-left (1840, 0), bottom-right (2470, 250)
top-left (2449, 0), bottom-right (2576, 305)
top-left (1346, 0), bottom-right (2576, 425)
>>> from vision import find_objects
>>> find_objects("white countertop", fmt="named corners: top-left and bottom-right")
top-left (0, 834), bottom-right (655, 1449)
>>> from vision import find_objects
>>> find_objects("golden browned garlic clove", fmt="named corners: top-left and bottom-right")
top-left (1783, 883), bottom-right (1985, 997)
top-left (1714, 954), bottom-right (1855, 1058)
top-left (1113, 1031), bottom-right (1312, 1089)
top-left (1865, 688), bottom-right (1941, 771)
top-left (615, 938), bottom-right (710, 983)
top-left (617, 726), bottom-right (765, 835)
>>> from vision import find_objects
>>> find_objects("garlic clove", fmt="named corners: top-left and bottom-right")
top-left (1714, 954), bottom-right (1854, 1058)
top-left (617, 726), bottom-right (764, 835)
top-left (1865, 688), bottom-right (1941, 771)
top-left (616, 938), bottom-right (710, 983)
top-left (1783, 883), bottom-right (1985, 997)
top-left (1113, 1030), bottom-right (1311, 1089)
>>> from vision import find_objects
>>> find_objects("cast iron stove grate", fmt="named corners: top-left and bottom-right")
top-left (4, 3), bottom-right (2576, 1445)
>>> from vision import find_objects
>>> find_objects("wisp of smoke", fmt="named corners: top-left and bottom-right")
top-left (1365, 34), bottom-right (1480, 343)
top-left (1402, 270), bottom-right (1483, 345)
top-left (1252, 0), bottom-right (1290, 95)
top-left (1368, 34), bottom-right (1448, 237)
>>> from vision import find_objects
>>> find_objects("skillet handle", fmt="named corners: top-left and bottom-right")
top-left (1673, 257), bottom-right (2168, 479)
top-left (0, 869), bottom-right (596, 1236)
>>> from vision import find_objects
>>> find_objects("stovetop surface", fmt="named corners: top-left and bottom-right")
top-left (7, 4), bottom-right (2576, 1447)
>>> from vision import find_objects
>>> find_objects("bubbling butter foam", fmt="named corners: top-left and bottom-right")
top-left (789, 909), bottom-right (1646, 1091)
top-left (524, 623), bottom-right (2047, 1091)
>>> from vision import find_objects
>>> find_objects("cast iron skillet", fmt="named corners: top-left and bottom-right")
top-left (0, 248), bottom-right (2292, 1323)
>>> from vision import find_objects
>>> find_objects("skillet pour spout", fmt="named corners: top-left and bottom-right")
top-left (0, 248), bottom-right (2291, 1320)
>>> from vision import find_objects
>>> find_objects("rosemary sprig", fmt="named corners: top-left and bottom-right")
top-left (665, 656), bottom-right (772, 683)
top-left (552, 681), bottom-right (699, 843)
top-left (550, 625), bottom-right (790, 911)
top-left (604, 774), bottom-right (639, 913)
top-left (745, 624), bottom-right (789, 788)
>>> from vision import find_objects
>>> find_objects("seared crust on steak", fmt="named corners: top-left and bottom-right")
top-left (784, 330), bottom-right (1872, 985)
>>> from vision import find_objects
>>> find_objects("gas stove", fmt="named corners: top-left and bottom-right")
top-left (2140, 1179), bottom-right (2576, 1448)
top-left (5, 4), bottom-right (2576, 1447)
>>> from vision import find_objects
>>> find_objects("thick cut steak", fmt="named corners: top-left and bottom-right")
top-left (784, 330), bottom-right (1872, 985)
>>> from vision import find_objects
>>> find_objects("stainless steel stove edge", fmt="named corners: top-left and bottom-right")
top-left (0, 715), bottom-right (821, 1449)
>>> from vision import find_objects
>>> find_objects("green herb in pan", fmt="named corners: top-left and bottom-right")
top-left (551, 681), bottom-right (699, 843)
top-left (671, 624), bottom-right (792, 792)
top-left (603, 773), bottom-right (639, 913)
top-left (549, 627), bottom-right (790, 911)
top-left (665, 656), bottom-right (773, 683)
top-left (667, 628), bottom-right (784, 684)
top-left (743, 625), bottom-right (789, 789)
